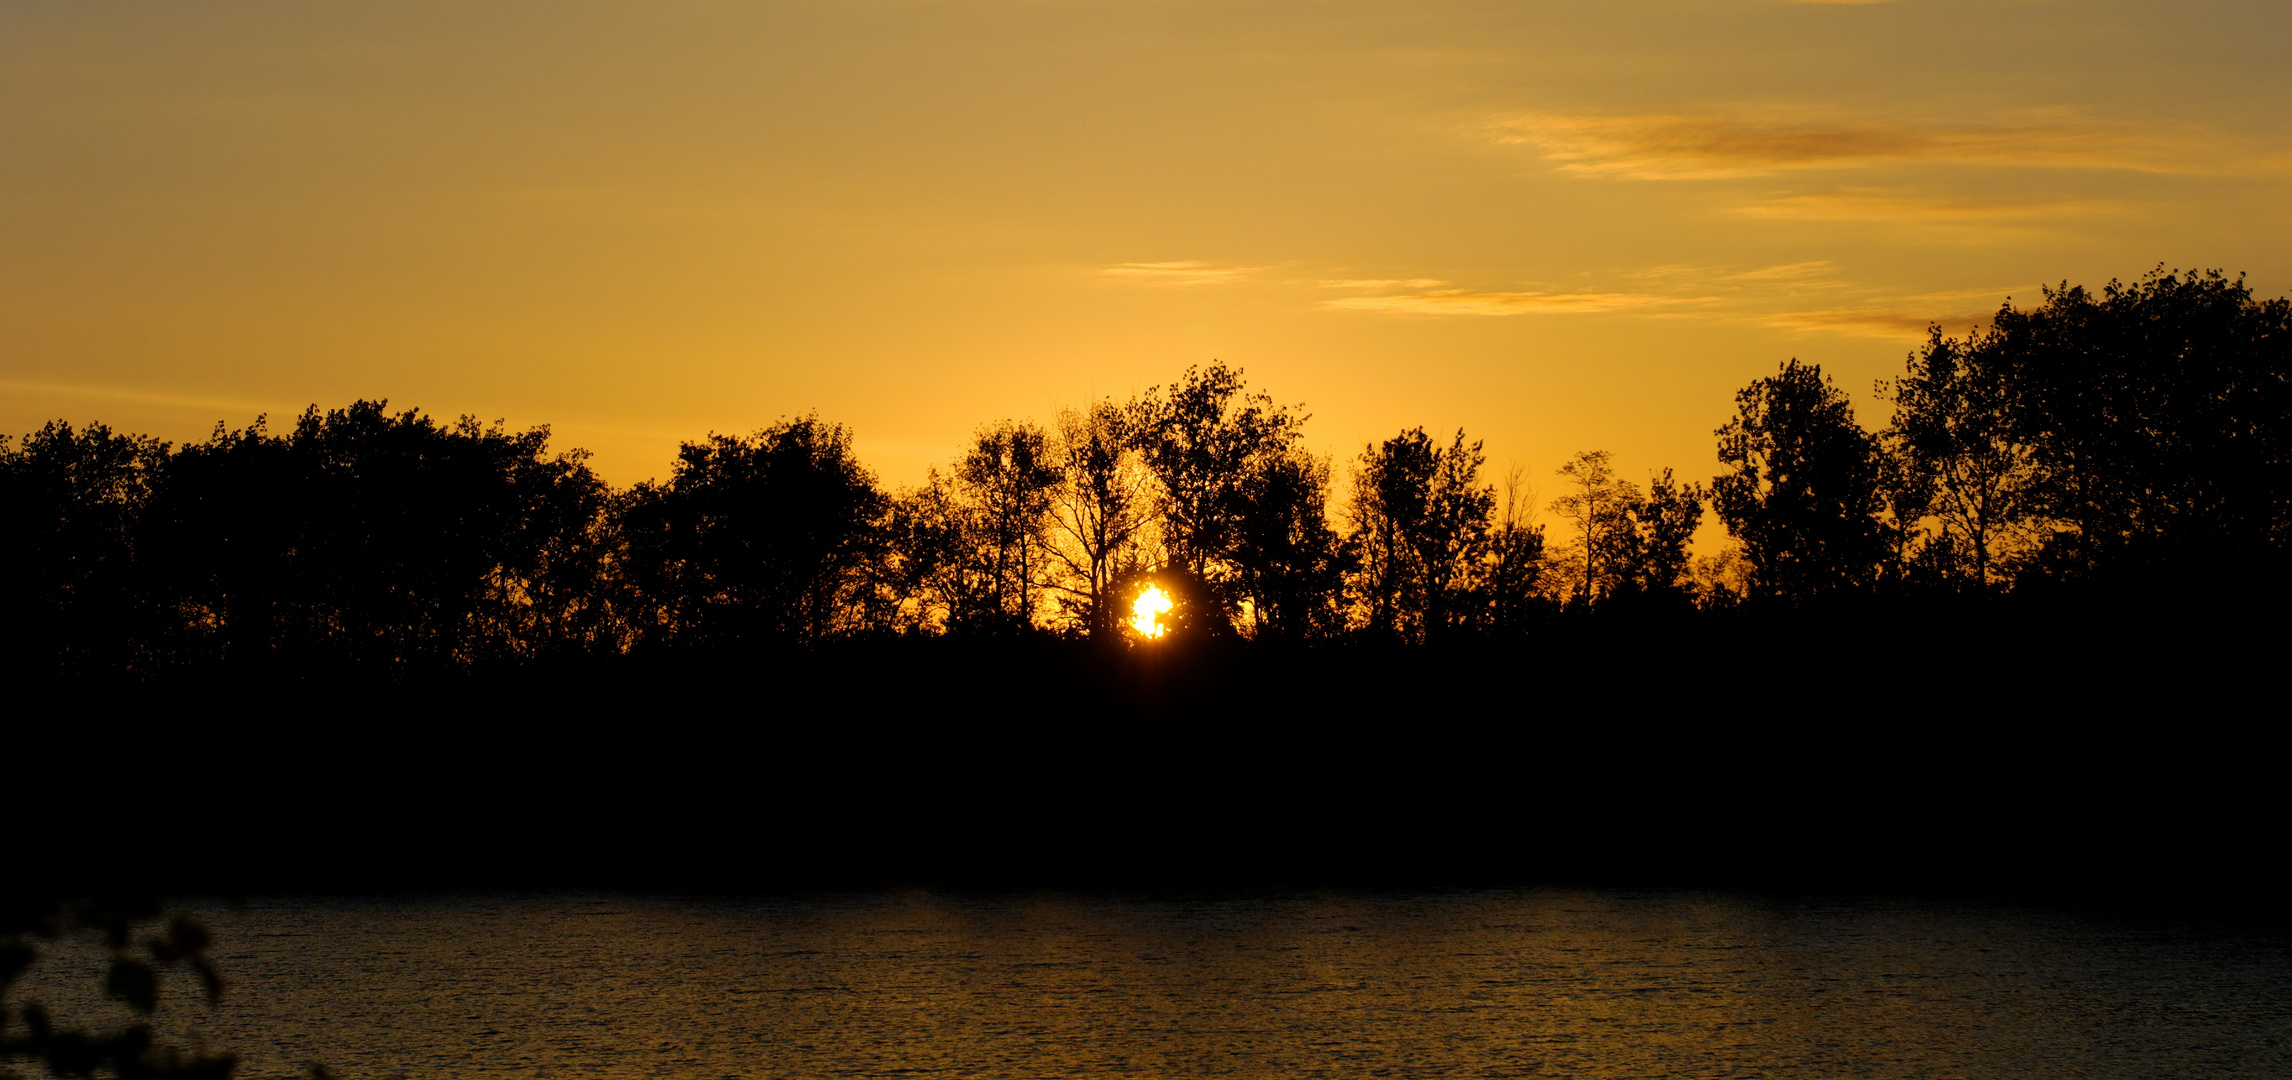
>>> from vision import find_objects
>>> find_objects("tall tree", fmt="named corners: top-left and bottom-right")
top-left (1549, 450), bottom-right (1637, 610)
top-left (1479, 467), bottom-right (1549, 634)
top-left (1416, 432), bottom-right (1496, 640)
top-left (880, 469), bottom-right (991, 635)
top-left (1880, 325), bottom-right (2040, 593)
top-left (1044, 401), bottom-right (1159, 640)
top-left (618, 414), bottom-right (885, 646)
top-left (1979, 268), bottom-right (2292, 587)
top-left (1713, 360), bottom-right (1889, 603)
top-left (1612, 468), bottom-right (1705, 605)
top-left (1349, 427), bottom-right (1438, 639)
top-left (1231, 445), bottom-right (1351, 640)
top-left (958, 420), bottom-right (1062, 631)
top-left (146, 402), bottom-right (610, 672)
top-left (1348, 428), bottom-right (1495, 642)
top-left (1132, 362), bottom-right (1307, 630)
top-left (0, 421), bottom-right (169, 677)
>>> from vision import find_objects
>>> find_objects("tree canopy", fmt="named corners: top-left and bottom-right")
top-left (8, 268), bottom-right (2288, 678)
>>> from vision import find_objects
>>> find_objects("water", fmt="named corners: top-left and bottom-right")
top-left (19, 890), bottom-right (2291, 1079)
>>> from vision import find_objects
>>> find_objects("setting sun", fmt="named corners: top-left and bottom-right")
top-left (1130, 585), bottom-right (1173, 639)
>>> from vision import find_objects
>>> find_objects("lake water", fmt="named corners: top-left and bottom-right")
top-left (19, 890), bottom-right (2291, 1079)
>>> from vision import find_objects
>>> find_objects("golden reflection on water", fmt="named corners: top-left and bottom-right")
top-left (69, 891), bottom-right (2290, 1080)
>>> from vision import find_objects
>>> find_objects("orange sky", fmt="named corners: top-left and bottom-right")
top-left (7, 0), bottom-right (2289, 532)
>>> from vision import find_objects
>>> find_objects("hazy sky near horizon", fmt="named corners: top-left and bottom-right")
top-left (6, 0), bottom-right (2289, 499)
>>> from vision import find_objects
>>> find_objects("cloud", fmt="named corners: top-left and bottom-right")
top-left (0, 379), bottom-right (270, 419)
top-left (1717, 260), bottom-right (1840, 282)
top-left (1486, 110), bottom-right (2184, 180)
top-left (1309, 263), bottom-right (2033, 340)
top-left (1736, 190), bottom-right (2121, 223)
top-left (1317, 278), bottom-right (1450, 291)
top-left (1100, 261), bottom-right (1259, 286)
top-left (1322, 289), bottom-right (1712, 316)
top-left (1762, 308), bottom-right (1961, 338)
top-left (1763, 288), bottom-right (2014, 339)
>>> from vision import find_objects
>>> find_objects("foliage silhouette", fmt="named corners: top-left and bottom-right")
top-left (1132, 362), bottom-right (1308, 631)
top-left (1881, 324), bottom-right (2039, 593)
top-left (1606, 468), bottom-right (1705, 613)
top-left (7, 268), bottom-right (2290, 680)
top-left (1348, 428), bottom-right (1519, 641)
top-left (957, 420), bottom-right (1062, 633)
top-left (1713, 360), bottom-right (1889, 604)
top-left (1549, 450), bottom-right (1635, 611)
top-left (1, 896), bottom-right (236, 1080)
top-left (1978, 268), bottom-right (2290, 591)
top-left (618, 414), bottom-right (885, 647)
top-left (0, 422), bottom-right (169, 679)
top-left (1229, 443), bottom-right (1351, 640)
top-left (1043, 401), bottom-right (1158, 641)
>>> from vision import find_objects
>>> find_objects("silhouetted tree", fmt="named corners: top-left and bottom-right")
top-left (1350, 428), bottom-right (1437, 639)
top-left (1044, 401), bottom-right (1159, 641)
top-left (286, 403), bottom-right (608, 669)
top-left (136, 418), bottom-right (297, 670)
top-left (0, 422), bottom-right (169, 678)
top-left (1976, 268), bottom-right (2292, 591)
top-left (880, 470), bottom-right (989, 634)
top-left (1608, 468), bottom-right (1705, 609)
top-left (1348, 428), bottom-right (1496, 642)
top-left (1231, 445), bottom-right (1352, 640)
top-left (1132, 362), bottom-right (1308, 630)
top-left (618, 414), bottom-right (885, 646)
top-left (1713, 360), bottom-right (1888, 603)
top-left (1688, 543), bottom-right (1751, 609)
top-left (1549, 450), bottom-right (1637, 610)
top-left (958, 420), bottom-right (1062, 632)
top-left (1879, 326), bottom-right (2039, 593)
top-left (1478, 467), bottom-right (1549, 633)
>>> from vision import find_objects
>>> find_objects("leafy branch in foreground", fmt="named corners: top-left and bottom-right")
top-left (1, 896), bottom-right (232, 1080)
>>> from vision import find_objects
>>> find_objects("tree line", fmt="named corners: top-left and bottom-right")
top-left (7, 267), bottom-right (2286, 680)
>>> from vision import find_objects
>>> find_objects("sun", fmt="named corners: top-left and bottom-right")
top-left (1129, 584), bottom-right (1173, 639)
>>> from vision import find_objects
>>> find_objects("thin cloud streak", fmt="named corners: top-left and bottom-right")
top-left (1487, 110), bottom-right (2198, 180)
top-left (1311, 262), bottom-right (2032, 342)
top-left (0, 379), bottom-right (272, 421)
top-left (1763, 307), bottom-right (1991, 339)
top-left (1718, 260), bottom-right (1840, 282)
top-left (1737, 191), bottom-right (2124, 222)
top-left (1318, 278), bottom-right (1450, 291)
top-left (1763, 287), bottom-right (2020, 339)
top-left (1101, 261), bottom-right (1261, 286)
top-left (1323, 290), bottom-right (1715, 316)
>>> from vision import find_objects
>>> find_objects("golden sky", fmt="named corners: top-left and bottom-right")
top-left (6, 0), bottom-right (2288, 506)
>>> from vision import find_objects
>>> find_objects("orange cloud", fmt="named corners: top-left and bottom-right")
top-left (1737, 190), bottom-right (2122, 223)
top-left (1763, 287), bottom-right (2012, 339)
top-left (1100, 261), bottom-right (1260, 286)
top-left (1322, 289), bottom-right (1713, 316)
top-left (1487, 110), bottom-right (2187, 180)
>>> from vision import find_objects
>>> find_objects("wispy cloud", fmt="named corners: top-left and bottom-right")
top-left (1736, 190), bottom-right (2122, 223)
top-left (1486, 110), bottom-right (2186, 180)
top-left (1317, 277), bottom-right (1450, 291)
top-left (1321, 289), bottom-right (1712, 317)
top-left (1717, 260), bottom-right (1840, 282)
top-left (0, 379), bottom-right (270, 418)
top-left (1308, 262), bottom-right (2035, 340)
top-left (1763, 288), bottom-right (2015, 339)
top-left (1101, 261), bottom-right (1259, 286)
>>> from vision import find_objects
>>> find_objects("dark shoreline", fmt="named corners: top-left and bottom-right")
top-left (27, 622), bottom-right (2281, 913)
